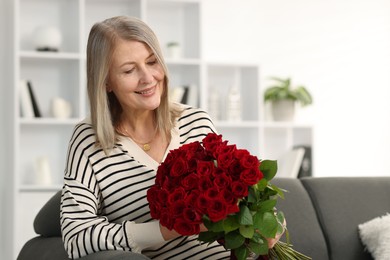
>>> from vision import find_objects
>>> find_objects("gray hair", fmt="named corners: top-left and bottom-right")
top-left (86, 16), bottom-right (181, 153)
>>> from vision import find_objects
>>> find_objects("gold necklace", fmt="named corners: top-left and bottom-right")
top-left (122, 127), bottom-right (157, 152)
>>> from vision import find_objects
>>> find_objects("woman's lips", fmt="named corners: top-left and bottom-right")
top-left (134, 85), bottom-right (156, 96)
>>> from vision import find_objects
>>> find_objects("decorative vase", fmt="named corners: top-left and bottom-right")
top-left (32, 26), bottom-right (62, 52)
top-left (166, 42), bottom-right (181, 59)
top-left (226, 86), bottom-right (242, 121)
top-left (271, 99), bottom-right (295, 121)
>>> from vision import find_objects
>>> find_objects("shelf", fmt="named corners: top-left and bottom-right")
top-left (19, 51), bottom-right (81, 60)
top-left (19, 184), bottom-right (63, 192)
top-left (19, 117), bottom-right (80, 126)
top-left (215, 120), bottom-right (259, 128)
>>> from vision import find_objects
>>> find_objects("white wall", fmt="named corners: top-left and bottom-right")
top-left (0, 0), bottom-right (14, 258)
top-left (202, 0), bottom-right (390, 177)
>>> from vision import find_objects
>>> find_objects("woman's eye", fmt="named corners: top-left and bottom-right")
top-left (124, 68), bottom-right (134, 74)
top-left (147, 59), bottom-right (157, 65)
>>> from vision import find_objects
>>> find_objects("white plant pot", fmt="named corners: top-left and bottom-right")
top-left (271, 100), bottom-right (295, 121)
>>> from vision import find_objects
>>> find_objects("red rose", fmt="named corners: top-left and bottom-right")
top-left (155, 164), bottom-right (168, 187)
top-left (174, 219), bottom-right (200, 236)
top-left (207, 198), bottom-right (228, 222)
top-left (157, 189), bottom-right (169, 205)
top-left (181, 173), bottom-right (199, 190)
top-left (171, 157), bottom-right (188, 177)
top-left (228, 160), bottom-right (243, 180)
top-left (183, 207), bottom-right (203, 224)
top-left (240, 168), bottom-right (262, 186)
top-left (196, 194), bottom-right (209, 212)
top-left (147, 186), bottom-right (160, 202)
top-left (205, 187), bottom-right (219, 199)
top-left (185, 190), bottom-right (200, 206)
top-left (160, 209), bottom-right (174, 230)
top-left (240, 154), bottom-right (260, 169)
top-left (196, 160), bottom-right (215, 176)
top-left (198, 175), bottom-right (213, 191)
top-left (220, 189), bottom-right (237, 206)
top-left (149, 202), bottom-right (162, 219)
top-left (213, 172), bottom-right (232, 189)
top-left (170, 200), bottom-right (186, 217)
top-left (234, 149), bottom-right (250, 159)
top-left (202, 133), bottom-right (224, 156)
top-left (217, 152), bottom-right (234, 169)
top-left (168, 187), bottom-right (186, 205)
top-left (231, 181), bottom-right (249, 198)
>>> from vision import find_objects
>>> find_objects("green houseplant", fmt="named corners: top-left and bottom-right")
top-left (264, 77), bottom-right (312, 121)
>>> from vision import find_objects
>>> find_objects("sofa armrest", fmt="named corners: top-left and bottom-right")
top-left (34, 190), bottom-right (62, 237)
top-left (17, 236), bottom-right (151, 260)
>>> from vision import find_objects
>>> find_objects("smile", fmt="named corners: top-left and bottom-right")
top-left (135, 86), bottom-right (156, 95)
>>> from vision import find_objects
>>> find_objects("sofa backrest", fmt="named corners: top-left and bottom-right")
top-left (273, 178), bottom-right (329, 260)
top-left (302, 177), bottom-right (390, 260)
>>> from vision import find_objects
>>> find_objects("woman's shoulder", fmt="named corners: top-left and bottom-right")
top-left (177, 104), bottom-right (212, 121)
top-left (68, 117), bottom-right (97, 149)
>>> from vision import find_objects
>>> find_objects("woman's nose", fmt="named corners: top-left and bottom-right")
top-left (139, 67), bottom-right (153, 84)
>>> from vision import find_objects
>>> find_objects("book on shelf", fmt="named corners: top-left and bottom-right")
top-left (27, 81), bottom-right (42, 117)
top-left (170, 84), bottom-right (199, 107)
top-left (277, 147), bottom-right (306, 178)
top-left (19, 80), bottom-right (42, 118)
top-left (19, 80), bottom-right (34, 118)
top-left (294, 145), bottom-right (313, 178)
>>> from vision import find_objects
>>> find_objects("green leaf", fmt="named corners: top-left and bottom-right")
top-left (257, 199), bottom-right (277, 213)
top-left (233, 246), bottom-right (248, 260)
top-left (247, 186), bottom-right (258, 203)
top-left (260, 160), bottom-right (278, 181)
top-left (249, 240), bottom-right (269, 256)
top-left (203, 216), bottom-right (225, 232)
top-left (270, 183), bottom-right (286, 199)
top-left (239, 225), bottom-right (254, 238)
top-left (254, 212), bottom-right (278, 238)
top-left (198, 231), bottom-right (221, 243)
top-left (223, 215), bottom-right (240, 233)
top-left (224, 231), bottom-right (245, 249)
top-left (251, 232), bottom-right (265, 244)
top-left (256, 178), bottom-right (268, 191)
top-left (238, 205), bottom-right (253, 225)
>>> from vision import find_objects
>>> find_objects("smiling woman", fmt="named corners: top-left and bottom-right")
top-left (60, 16), bottom-right (237, 260)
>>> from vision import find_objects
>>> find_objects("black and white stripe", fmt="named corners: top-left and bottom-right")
top-left (60, 106), bottom-right (229, 259)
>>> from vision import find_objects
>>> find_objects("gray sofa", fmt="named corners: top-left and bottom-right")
top-left (17, 177), bottom-right (390, 260)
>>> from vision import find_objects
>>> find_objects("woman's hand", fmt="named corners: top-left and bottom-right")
top-left (267, 218), bottom-right (287, 248)
top-left (160, 223), bottom-right (208, 241)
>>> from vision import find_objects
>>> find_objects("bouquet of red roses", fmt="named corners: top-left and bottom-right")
top-left (147, 133), bottom-right (311, 260)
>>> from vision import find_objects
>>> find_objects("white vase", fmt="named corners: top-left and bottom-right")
top-left (271, 100), bottom-right (295, 121)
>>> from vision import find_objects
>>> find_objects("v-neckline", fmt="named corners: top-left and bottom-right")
top-left (119, 125), bottom-right (180, 170)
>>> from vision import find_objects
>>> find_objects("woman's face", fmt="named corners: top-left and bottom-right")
top-left (107, 39), bottom-right (165, 114)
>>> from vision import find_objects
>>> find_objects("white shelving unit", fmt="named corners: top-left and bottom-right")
top-left (11, 0), bottom-right (313, 258)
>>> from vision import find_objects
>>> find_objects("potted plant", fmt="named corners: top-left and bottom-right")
top-left (264, 77), bottom-right (312, 121)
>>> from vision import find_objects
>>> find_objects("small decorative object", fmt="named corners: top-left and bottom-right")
top-left (51, 97), bottom-right (72, 118)
top-left (208, 88), bottom-right (220, 121)
top-left (32, 26), bottom-right (62, 52)
top-left (166, 41), bottom-right (181, 59)
top-left (264, 77), bottom-right (312, 121)
top-left (147, 133), bottom-right (311, 260)
top-left (34, 156), bottom-right (52, 185)
top-left (226, 86), bottom-right (242, 121)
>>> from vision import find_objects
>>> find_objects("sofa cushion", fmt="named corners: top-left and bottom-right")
top-left (358, 213), bottom-right (390, 260)
top-left (273, 178), bottom-right (329, 260)
top-left (302, 177), bottom-right (390, 260)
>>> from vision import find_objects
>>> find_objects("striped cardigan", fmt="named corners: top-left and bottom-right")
top-left (60, 106), bottom-right (230, 259)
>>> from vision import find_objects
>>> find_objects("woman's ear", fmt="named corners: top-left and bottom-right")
top-left (106, 83), bottom-right (112, 92)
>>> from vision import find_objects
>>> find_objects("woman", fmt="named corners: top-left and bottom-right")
top-left (60, 16), bottom-right (281, 259)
